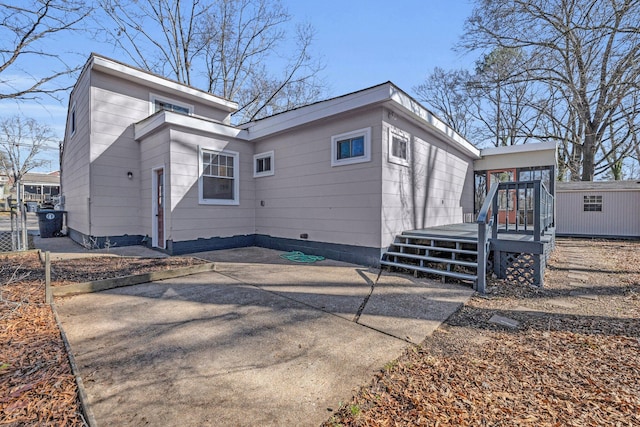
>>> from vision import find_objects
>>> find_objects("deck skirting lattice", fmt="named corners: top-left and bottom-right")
top-left (496, 251), bottom-right (544, 287)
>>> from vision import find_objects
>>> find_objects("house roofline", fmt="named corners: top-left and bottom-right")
top-left (241, 82), bottom-right (480, 158)
top-left (556, 180), bottom-right (640, 192)
top-left (480, 141), bottom-right (558, 156)
top-left (88, 53), bottom-right (238, 113)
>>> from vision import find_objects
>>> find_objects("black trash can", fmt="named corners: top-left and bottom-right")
top-left (37, 210), bottom-right (65, 238)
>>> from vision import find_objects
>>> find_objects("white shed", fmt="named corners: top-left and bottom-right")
top-left (556, 181), bottom-right (640, 238)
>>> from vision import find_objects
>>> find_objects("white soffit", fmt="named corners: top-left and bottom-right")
top-left (90, 54), bottom-right (238, 113)
top-left (135, 111), bottom-right (248, 141)
top-left (242, 84), bottom-right (392, 139)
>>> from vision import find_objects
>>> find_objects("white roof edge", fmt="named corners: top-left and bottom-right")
top-left (242, 82), bottom-right (480, 158)
top-left (556, 180), bottom-right (640, 192)
top-left (242, 84), bottom-right (392, 139)
top-left (90, 54), bottom-right (238, 113)
top-left (134, 111), bottom-right (249, 141)
top-left (480, 141), bottom-right (557, 156)
top-left (387, 86), bottom-right (480, 159)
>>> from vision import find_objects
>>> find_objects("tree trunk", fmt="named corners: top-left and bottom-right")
top-left (581, 128), bottom-right (597, 181)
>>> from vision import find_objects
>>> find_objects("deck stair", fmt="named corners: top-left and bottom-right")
top-left (380, 232), bottom-right (479, 285)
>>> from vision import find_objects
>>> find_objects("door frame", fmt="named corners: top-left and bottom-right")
top-left (152, 166), bottom-right (166, 249)
top-left (487, 168), bottom-right (517, 224)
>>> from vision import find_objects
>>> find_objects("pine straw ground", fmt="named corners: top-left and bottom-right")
top-left (324, 239), bottom-right (640, 426)
top-left (1, 240), bottom-right (639, 426)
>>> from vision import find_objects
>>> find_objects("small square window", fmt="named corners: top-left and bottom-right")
top-left (388, 128), bottom-right (410, 166)
top-left (253, 151), bottom-right (274, 177)
top-left (583, 195), bottom-right (602, 212)
top-left (331, 128), bottom-right (371, 167)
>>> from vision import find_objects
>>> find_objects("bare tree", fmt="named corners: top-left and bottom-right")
top-left (98, 0), bottom-right (210, 84)
top-left (413, 67), bottom-right (474, 139)
top-left (0, 115), bottom-right (56, 182)
top-left (468, 48), bottom-right (542, 147)
top-left (461, 0), bottom-right (640, 180)
top-left (414, 50), bottom-right (543, 148)
top-left (0, 0), bottom-right (91, 100)
top-left (97, 0), bottom-right (325, 122)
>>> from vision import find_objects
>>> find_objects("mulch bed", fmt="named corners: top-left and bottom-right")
top-left (0, 253), bottom-right (206, 426)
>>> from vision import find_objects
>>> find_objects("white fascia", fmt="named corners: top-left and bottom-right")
top-left (387, 87), bottom-right (481, 159)
top-left (241, 84), bottom-right (393, 140)
top-left (480, 141), bottom-right (558, 157)
top-left (134, 110), bottom-right (249, 141)
top-left (90, 54), bottom-right (238, 113)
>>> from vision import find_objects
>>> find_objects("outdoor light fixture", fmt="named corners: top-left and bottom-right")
top-left (127, 171), bottom-right (133, 179)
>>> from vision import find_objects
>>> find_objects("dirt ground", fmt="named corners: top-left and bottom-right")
top-left (1, 239), bottom-right (639, 426)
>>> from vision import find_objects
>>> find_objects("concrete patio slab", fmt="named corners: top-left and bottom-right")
top-left (33, 235), bottom-right (168, 260)
top-left (55, 247), bottom-right (475, 426)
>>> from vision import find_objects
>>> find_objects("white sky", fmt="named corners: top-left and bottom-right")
top-left (0, 0), bottom-right (477, 171)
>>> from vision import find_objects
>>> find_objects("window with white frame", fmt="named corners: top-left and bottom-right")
top-left (388, 128), bottom-right (409, 166)
top-left (253, 151), bottom-right (274, 177)
top-left (583, 195), bottom-right (603, 212)
top-left (70, 103), bottom-right (76, 136)
top-left (331, 127), bottom-right (371, 167)
top-left (199, 147), bottom-right (239, 205)
top-left (150, 94), bottom-right (193, 115)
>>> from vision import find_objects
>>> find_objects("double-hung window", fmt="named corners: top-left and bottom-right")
top-left (199, 148), bottom-right (239, 205)
top-left (331, 128), bottom-right (371, 166)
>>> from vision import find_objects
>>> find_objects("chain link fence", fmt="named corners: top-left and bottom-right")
top-left (0, 208), bottom-right (34, 252)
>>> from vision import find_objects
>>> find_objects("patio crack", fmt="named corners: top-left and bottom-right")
top-left (352, 269), bottom-right (382, 323)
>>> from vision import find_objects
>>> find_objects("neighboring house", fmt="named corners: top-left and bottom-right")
top-left (61, 54), bottom-right (556, 273)
top-left (1, 172), bottom-right (60, 209)
top-left (556, 180), bottom-right (640, 238)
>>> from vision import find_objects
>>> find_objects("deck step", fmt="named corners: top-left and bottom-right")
top-left (392, 242), bottom-right (477, 255)
top-left (380, 260), bottom-right (477, 282)
top-left (399, 234), bottom-right (478, 243)
top-left (384, 251), bottom-right (478, 268)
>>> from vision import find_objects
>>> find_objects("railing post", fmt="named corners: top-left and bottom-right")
top-left (477, 223), bottom-right (486, 294)
top-left (492, 191), bottom-right (498, 240)
top-left (533, 181), bottom-right (542, 242)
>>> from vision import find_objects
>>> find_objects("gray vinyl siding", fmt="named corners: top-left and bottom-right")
top-left (88, 71), bottom-right (147, 237)
top-left (61, 69), bottom-right (91, 235)
top-left (139, 128), bottom-right (171, 240)
top-left (381, 118), bottom-right (475, 248)
top-left (85, 70), bottom-right (236, 238)
top-left (167, 129), bottom-right (255, 242)
top-left (253, 109), bottom-right (383, 248)
top-left (556, 190), bottom-right (640, 237)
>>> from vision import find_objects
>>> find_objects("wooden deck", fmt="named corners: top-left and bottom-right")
top-left (405, 223), bottom-right (555, 245)
top-left (390, 222), bottom-right (556, 288)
